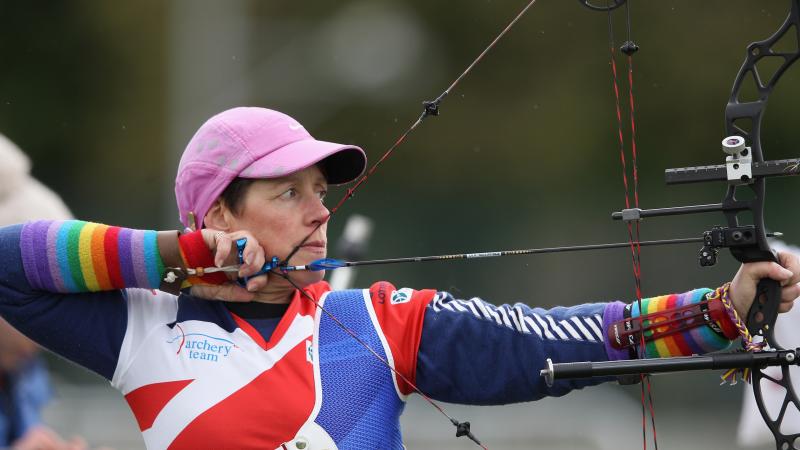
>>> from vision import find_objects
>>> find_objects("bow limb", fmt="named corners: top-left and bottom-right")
top-left (723, 1), bottom-right (800, 447)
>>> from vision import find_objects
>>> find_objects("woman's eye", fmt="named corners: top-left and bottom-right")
top-left (318, 190), bottom-right (327, 201)
top-left (280, 188), bottom-right (297, 199)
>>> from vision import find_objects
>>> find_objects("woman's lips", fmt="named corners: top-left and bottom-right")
top-left (301, 241), bottom-right (327, 254)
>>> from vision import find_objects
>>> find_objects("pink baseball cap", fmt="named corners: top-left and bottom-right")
top-left (175, 107), bottom-right (366, 229)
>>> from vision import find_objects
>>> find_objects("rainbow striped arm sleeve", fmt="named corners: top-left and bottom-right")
top-left (628, 288), bottom-right (736, 358)
top-left (19, 220), bottom-right (165, 292)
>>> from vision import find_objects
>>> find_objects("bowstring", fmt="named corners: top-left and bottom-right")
top-left (283, 0), bottom-right (540, 267)
top-left (277, 0), bottom-right (541, 446)
top-left (607, 2), bottom-right (657, 449)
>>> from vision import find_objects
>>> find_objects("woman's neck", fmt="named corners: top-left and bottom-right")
top-left (250, 280), bottom-right (296, 304)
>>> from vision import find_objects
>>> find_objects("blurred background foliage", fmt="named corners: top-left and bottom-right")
top-left (0, 1), bottom-right (798, 447)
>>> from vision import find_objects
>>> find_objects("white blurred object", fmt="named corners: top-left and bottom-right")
top-left (313, 0), bottom-right (427, 97)
top-left (328, 214), bottom-right (374, 291)
top-left (0, 133), bottom-right (72, 224)
top-left (737, 240), bottom-right (800, 446)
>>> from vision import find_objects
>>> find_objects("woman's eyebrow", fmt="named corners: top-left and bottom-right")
top-left (269, 174), bottom-right (300, 187)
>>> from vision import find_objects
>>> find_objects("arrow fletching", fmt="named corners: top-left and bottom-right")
top-left (281, 258), bottom-right (348, 272)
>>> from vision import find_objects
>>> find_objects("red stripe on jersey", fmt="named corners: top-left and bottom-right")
top-left (169, 342), bottom-right (314, 449)
top-left (125, 379), bottom-right (194, 431)
top-left (266, 283), bottom-right (326, 348)
top-left (368, 282), bottom-right (435, 395)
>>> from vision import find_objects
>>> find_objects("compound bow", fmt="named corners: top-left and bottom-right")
top-left (543, 1), bottom-right (800, 449)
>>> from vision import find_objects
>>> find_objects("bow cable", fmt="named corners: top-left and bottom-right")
top-left (605, 2), bottom-right (658, 449)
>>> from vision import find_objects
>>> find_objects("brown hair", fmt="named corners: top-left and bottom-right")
top-left (219, 177), bottom-right (257, 217)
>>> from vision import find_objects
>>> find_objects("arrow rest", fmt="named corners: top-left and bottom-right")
top-left (699, 225), bottom-right (767, 267)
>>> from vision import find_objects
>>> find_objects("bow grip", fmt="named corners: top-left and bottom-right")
top-left (745, 277), bottom-right (783, 350)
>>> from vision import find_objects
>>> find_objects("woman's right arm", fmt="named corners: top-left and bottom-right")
top-left (0, 220), bottom-right (269, 379)
top-left (0, 221), bottom-right (185, 380)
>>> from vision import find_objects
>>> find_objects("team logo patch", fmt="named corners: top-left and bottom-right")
top-left (168, 324), bottom-right (238, 363)
top-left (306, 339), bottom-right (314, 363)
top-left (390, 288), bottom-right (413, 305)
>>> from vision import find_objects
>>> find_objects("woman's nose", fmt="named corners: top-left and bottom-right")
top-left (309, 198), bottom-right (330, 226)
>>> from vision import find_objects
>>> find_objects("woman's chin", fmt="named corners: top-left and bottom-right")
top-left (286, 270), bottom-right (326, 287)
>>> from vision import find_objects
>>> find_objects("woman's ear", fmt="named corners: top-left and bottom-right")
top-left (203, 199), bottom-right (232, 231)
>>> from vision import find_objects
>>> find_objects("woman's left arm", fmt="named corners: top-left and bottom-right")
top-left (415, 294), bottom-right (614, 405)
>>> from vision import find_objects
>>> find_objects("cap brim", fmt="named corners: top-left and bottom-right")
top-left (240, 139), bottom-right (366, 185)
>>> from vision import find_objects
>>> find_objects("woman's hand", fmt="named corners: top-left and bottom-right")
top-left (191, 229), bottom-right (271, 302)
top-left (729, 251), bottom-right (800, 318)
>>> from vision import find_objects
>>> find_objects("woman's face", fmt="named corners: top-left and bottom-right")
top-left (228, 165), bottom-right (330, 287)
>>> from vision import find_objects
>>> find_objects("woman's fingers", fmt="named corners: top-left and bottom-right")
top-left (198, 229), bottom-right (271, 295)
top-left (221, 231), bottom-right (266, 277)
top-left (772, 252), bottom-right (800, 313)
top-left (778, 301), bottom-right (795, 313)
top-left (730, 260), bottom-right (794, 318)
top-left (243, 245), bottom-right (266, 278)
top-left (756, 261), bottom-right (794, 284)
top-left (781, 282), bottom-right (800, 303)
top-left (205, 230), bottom-right (268, 274)
top-left (246, 276), bottom-right (268, 292)
top-left (778, 251), bottom-right (800, 286)
top-left (731, 252), bottom-right (800, 317)
top-left (213, 232), bottom-right (233, 268)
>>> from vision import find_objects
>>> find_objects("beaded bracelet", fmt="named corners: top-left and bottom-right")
top-left (710, 282), bottom-right (766, 384)
top-left (712, 282), bottom-right (765, 352)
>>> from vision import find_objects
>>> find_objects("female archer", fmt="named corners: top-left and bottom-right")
top-left (0, 106), bottom-right (798, 449)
